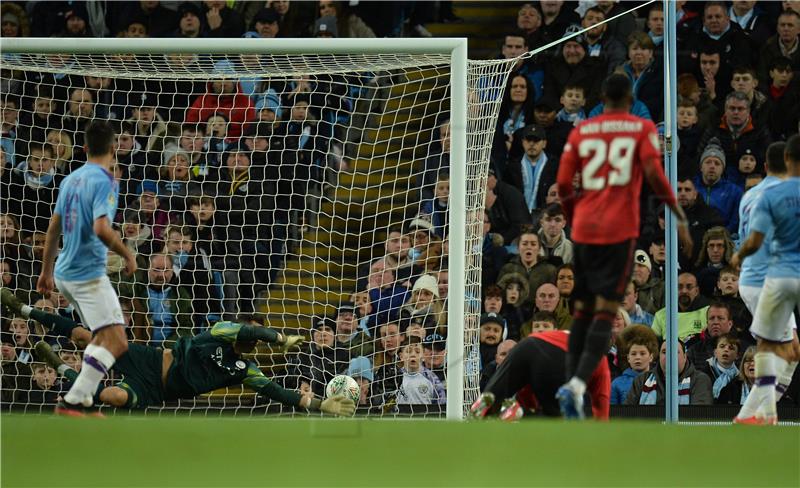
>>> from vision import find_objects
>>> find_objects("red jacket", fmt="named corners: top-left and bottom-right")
top-left (517, 330), bottom-right (611, 420)
top-left (185, 82), bottom-right (255, 138)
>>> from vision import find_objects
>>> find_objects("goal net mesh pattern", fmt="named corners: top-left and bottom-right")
top-left (0, 50), bottom-right (513, 417)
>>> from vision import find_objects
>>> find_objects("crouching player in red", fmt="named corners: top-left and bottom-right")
top-left (470, 329), bottom-right (610, 420)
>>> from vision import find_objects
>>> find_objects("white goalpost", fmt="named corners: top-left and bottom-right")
top-left (0, 37), bottom-right (515, 419)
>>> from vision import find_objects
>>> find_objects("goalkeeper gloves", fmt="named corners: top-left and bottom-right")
top-left (276, 333), bottom-right (305, 353)
top-left (318, 395), bottom-right (356, 417)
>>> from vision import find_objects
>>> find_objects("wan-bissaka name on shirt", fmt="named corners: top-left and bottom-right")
top-left (579, 120), bottom-right (643, 135)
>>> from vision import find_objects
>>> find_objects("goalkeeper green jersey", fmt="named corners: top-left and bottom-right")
top-left (164, 321), bottom-right (273, 399)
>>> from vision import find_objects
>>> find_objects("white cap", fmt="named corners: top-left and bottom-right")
top-left (634, 250), bottom-right (652, 272)
top-left (412, 274), bottom-right (440, 298)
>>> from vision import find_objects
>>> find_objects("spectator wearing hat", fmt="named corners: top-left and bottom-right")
top-left (126, 91), bottom-right (176, 153)
top-left (1, 5), bottom-right (28, 38)
top-left (59, 5), bottom-right (92, 37)
top-left (485, 169), bottom-right (529, 250)
top-left (542, 25), bottom-right (605, 112)
top-left (422, 333), bottom-right (447, 383)
top-left (332, 302), bottom-right (373, 366)
top-left (185, 65), bottom-right (256, 139)
top-left (246, 8), bottom-right (280, 38)
top-left (692, 137), bottom-right (745, 234)
top-left (202, 0), bottom-right (245, 38)
top-left (579, 6), bottom-right (626, 75)
top-left (316, 1), bottom-right (375, 38)
top-left (504, 124), bottom-right (557, 215)
top-left (632, 249), bottom-right (664, 316)
top-left (175, 2), bottom-right (204, 38)
top-left (529, 98), bottom-right (572, 161)
top-left (538, 1), bottom-right (579, 48)
top-left (757, 10), bottom-right (800, 85)
top-left (289, 317), bottom-right (338, 397)
top-left (479, 312), bottom-right (505, 376)
top-left (497, 228), bottom-right (557, 308)
top-left (401, 274), bottom-right (445, 335)
top-left (313, 15), bottom-right (338, 38)
top-left (130, 179), bottom-right (173, 243)
top-left (346, 356), bottom-right (374, 407)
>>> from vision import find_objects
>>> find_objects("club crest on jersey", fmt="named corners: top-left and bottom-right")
top-left (235, 360), bottom-right (246, 370)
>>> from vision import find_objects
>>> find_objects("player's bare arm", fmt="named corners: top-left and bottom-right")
top-left (36, 213), bottom-right (62, 296)
top-left (730, 230), bottom-right (765, 270)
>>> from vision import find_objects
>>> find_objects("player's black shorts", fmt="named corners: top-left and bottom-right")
top-left (483, 337), bottom-right (566, 416)
top-left (572, 239), bottom-right (637, 303)
top-left (112, 343), bottom-right (164, 409)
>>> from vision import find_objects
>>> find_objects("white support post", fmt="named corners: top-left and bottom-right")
top-left (446, 39), bottom-right (468, 420)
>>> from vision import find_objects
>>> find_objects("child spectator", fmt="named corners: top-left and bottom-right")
top-left (520, 310), bottom-right (556, 337)
top-left (731, 148), bottom-right (759, 188)
top-left (764, 57), bottom-right (799, 140)
top-left (346, 356), bottom-right (374, 408)
top-left (676, 98), bottom-right (702, 172)
top-left (24, 362), bottom-right (59, 405)
top-left (419, 172), bottom-right (449, 239)
top-left (422, 333), bottom-right (446, 383)
top-left (395, 339), bottom-right (446, 405)
top-left (716, 346), bottom-right (756, 405)
top-left (496, 272), bottom-right (530, 340)
top-left (349, 290), bottom-right (373, 336)
top-left (625, 340), bottom-right (713, 405)
top-left (611, 325), bottom-right (658, 404)
top-left (715, 266), bottom-right (752, 341)
top-left (697, 333), bottom-right (740, 403)
top-left (7, 316), bottom-right (33, 364)
top-left (482, 284), bottom-right (504, 314)
top-left (555, 84), bottom-right (587, 126)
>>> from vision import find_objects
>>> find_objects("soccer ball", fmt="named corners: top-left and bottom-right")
top-left (325, 375), bottom-right (360, 403)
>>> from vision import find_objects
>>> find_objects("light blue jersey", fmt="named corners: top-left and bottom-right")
top-left (738, 176), bottom-right (783, 287)
top-left (54, 163), bottom-right (119, 281)
top-left (749, 177), bottom-right (800, 279)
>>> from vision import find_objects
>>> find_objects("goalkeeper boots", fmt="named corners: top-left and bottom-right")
top-left (0, 288), bottom-right (23, 316)
top-left (34, 341), bottom-right (64, 370)
top-left (499, 399), bottom-right (525, 422)
top-left (469, 392), bottom-right (495, 419)
top-left (732, 415), bottom-right (778, 426)
top-left (556, 385), bottom-right (585, 420)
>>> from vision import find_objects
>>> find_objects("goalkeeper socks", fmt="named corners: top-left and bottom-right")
top-left (28, 308), bottom-right (79, 338)
top-left (573, 311), bottom-right (614, 384)
top-left (63, 345), bottom-right (116, 407)
top-left (59, 365), bottom-right (78, 382)
top-left (776, 361), bottom-right (798, 401)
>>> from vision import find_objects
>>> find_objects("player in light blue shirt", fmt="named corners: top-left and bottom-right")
top-left (731, 135), bottom-right (800, 425)
top-left (36, 120), bottom-right (137, 416)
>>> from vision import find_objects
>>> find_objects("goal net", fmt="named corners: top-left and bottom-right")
top-left (0, 39), bottom-right (514, 418)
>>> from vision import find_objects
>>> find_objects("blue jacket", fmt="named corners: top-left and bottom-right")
top-left (693, 175), bottom-right (743, 234)
top-left (611, 367), bottom-right (641, 405)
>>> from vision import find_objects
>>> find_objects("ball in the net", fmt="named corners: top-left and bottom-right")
top-left (325, 375), bottom-right (360, 403)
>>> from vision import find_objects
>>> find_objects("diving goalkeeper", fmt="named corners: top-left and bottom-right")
top-left (1, 290), bottom-right (355, 417)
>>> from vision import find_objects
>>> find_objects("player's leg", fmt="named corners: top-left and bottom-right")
top-left (57, 276), bottom-right (128, 409)
top-left (471, 339), bottom-right (536, 417)
top-left (564, 244), bottom-right (595, 379)
top-left (1, 289), bottom-right (92, 347)
top-left (736, 278), bottom-right (798, 423)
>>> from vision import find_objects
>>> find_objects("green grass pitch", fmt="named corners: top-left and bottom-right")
top-left (2, 414), bottom-right (798, 488)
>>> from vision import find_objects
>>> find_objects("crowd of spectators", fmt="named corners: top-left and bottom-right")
top-left (1, 1), bottom-right (800, 412)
